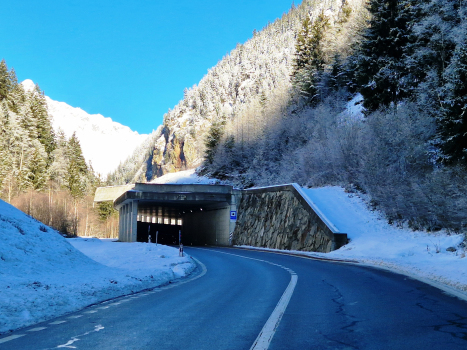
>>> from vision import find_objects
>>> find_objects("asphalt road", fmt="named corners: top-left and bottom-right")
top-left (2, 247), bottom-right (467, 350)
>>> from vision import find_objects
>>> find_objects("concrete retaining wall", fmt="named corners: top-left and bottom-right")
top-left (232, 184), bottom-right (347, 253)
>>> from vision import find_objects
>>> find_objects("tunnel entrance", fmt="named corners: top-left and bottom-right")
top-left (109, 183), bottom-right (240, 246)
top-left (137, 222), bottom-right (181, 245)
top-left (135, 203), bottom-right (230, 246)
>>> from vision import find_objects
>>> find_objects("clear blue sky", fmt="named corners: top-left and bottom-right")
top-left (1, 0), bottom-right (299, 134)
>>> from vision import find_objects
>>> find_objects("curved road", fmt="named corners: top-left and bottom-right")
top-left (2, 247), bottom-right (467, 349)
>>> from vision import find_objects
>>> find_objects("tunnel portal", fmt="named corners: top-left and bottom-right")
top-left (101, 183), bottom-right (240, 246)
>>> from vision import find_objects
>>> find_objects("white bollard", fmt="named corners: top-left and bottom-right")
top-left (179, 244), bottom-right (184, 257)
top-left (148, 235), bottom-right (152, 243)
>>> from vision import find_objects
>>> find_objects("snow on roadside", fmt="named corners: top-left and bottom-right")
top-left (149, 168), bottom-right (223, 185)
top-left (0, 199), bottom-right (195, 335)
top-left (243, 186), bottom-right (467, 297)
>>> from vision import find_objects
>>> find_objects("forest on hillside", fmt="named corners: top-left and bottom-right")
top-left (203, 0), bottom-right (467, 232)
top-left (111, 0), bottom-right (467, 233)
top-left (0, 61), bottom-right (117, 237)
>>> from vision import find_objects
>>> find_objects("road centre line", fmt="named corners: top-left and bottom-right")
top-left (28, 327), bottom-right (47, 332)
top-left (195, 248), bottom-right (298, 350)
top-left (49, 321), bottom-right (67, 325)
top-left (0, 334), bottom-right (26, 344)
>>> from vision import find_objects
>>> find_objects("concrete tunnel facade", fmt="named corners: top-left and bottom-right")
top-left (95, 183), bottom-right (241, 246)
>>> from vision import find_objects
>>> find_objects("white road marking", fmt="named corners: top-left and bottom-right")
top-left (97, 306), bottom-right (110, 309)
top-left (250, 274), bottom-right (298, 350)
top-left (150, 257), bottom-right (207, 292)
top-left (28, 327), bottom-right (47, 332)
top-left (68, 315), bottom-right (83, 319)
top-left (196, 248), bottom-right (297, 350)
top-left (83, 310), bottom-right (97, 314)
top-left (49, 320), bottom-right (67, 325)
top-left (57, 324), bottom-right (104, 348)
top-left (0, 334), bottom-right (26, 344)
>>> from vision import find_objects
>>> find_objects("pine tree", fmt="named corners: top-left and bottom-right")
top-left (66, 132), bottom-right (88, 199)
top-left (49, 130), bottom-right (69, 188)
top-left (27, 141), bottom-right (48, 191)
top-left (7, 82), bottom-right (26, 114)
top-left (355, 0), bottom-right (412, 112)
top-left (203, 119), bottom-right (226, 166)
top-left (28, 85), bottom-right (56, 162)
top-left (291, 11), bottom-right (330, 105)
top-left (438, 40), bottom-right (467, 164)
top-left (0, 103), bottom-right (13, 189)
top-left (0, 59), bottom-right (13, 101)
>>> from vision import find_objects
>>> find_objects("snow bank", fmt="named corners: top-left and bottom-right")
top-left (0, 200), bottom-right (195, 334)
top-left (150, 168), bottom-right (223, 185)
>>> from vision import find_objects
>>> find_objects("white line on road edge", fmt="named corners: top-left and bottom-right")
top-left (250, 274), bottom-right (298, 350)
top-left (159, 257), bottom-right (207, 290)
top-left (194, 248), bottom-right (298, 350)
top-left (0, 334), bottom-right (26, 344)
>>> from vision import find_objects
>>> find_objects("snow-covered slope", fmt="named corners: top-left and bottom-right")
top-left (21, 79), bottom-right (150, 176)
top-left (0, 199), bottom-right (195, 334)
top-left (149, 168), bottom-right (223, 185)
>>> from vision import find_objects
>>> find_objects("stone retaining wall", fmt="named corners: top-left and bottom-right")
top-left (232, 184), bottom-right (347, 253)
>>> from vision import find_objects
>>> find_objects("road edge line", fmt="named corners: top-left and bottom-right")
top-left (233, 246), bottom-right (467, 303)
top-left (250, 273), bottom-right (298, 350)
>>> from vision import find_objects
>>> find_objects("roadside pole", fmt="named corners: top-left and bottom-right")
top-left (179, 230), bottom-right (183, 257)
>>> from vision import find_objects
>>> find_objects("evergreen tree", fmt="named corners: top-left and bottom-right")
top-left (355, 0), bottom-right (412, 112)
top-left (7, 82), bottom-right (26, 114)
top-left (291, 11), bottom-right (329, 105)
top-left (28, 85), bottom-right (56, 161)
top-left (0, 59), bottom-right (13, 101)
top-left (27, 142), bottom-right (48, 191)
top-left (203, 119), bottom-right (226, 166)
top-left (49, 130), bottom-right (69, 188)
top-left (66, 132), bottom-right (88, 199)
top-left (438, 40), bottom-right (467, 164)
top-left (0, 103), bottom-right (14, 189)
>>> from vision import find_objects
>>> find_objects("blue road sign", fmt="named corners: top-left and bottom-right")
top-left (230, 211), bottom-right (237, 221)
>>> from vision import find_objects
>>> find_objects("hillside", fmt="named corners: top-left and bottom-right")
top-left (112, 0), bottom-right (467, 233)
top-left (108, 0), bottom-right (368, 184)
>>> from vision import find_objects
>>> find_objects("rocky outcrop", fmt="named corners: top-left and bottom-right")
top-left (233, 184), bottom-right (347, 253)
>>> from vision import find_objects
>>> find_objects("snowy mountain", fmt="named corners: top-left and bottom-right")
top-left (21, 79), bottom-right (150, 176)
top-left (108, 0), bottom-right (368, 185)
